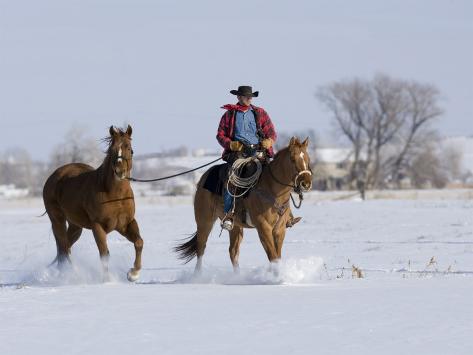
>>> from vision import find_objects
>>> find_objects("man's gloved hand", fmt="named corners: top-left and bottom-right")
top-left (260, 138), bottom-right (273, 149)
top-left (230, 141), bottom-right (243, 151)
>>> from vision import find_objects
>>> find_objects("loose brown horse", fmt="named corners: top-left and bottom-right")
top-left (43, 125), bottom-right (143, 281)
top-left (175, 137), bottom-right (312, 272)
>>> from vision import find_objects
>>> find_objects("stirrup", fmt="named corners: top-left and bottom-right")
top-left (221, 216), bottom-right (234, 231)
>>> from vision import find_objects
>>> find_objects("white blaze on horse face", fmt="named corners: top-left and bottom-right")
top-left (117, 146), bottom-right (123, 163)
top-left (299, 152), bottom-right (307, 170)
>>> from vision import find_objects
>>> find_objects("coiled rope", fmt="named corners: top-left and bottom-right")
top-left (226, 157), bottom-right (263, 198)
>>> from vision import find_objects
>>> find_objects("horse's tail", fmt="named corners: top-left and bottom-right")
top-left (173, 232), bottom-right (198, 264)
top-left (47, 255), bottom-right (58, 267)
top-left (47, 253), bottom-right (71, 267)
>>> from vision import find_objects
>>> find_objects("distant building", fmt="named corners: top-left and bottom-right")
top-left (312, 148), bottom-right (352, 190)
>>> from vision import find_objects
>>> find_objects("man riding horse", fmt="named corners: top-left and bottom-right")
top-left (217, 85), bottom-right (301, 230)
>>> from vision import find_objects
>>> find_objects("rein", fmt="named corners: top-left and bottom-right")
top-left (124, 157), bottom-right (223, 182)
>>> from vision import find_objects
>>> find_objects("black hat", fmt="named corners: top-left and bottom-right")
top-left (230, 86), bottom-right (259, 97)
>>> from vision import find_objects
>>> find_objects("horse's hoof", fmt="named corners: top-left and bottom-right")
top-left (286, 216), bottom-right (302, 228)
top-left (127, 269), bottom-right (140, 282)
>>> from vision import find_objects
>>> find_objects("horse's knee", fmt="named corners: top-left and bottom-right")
top-left (134, 237), bottom-right (143, 250)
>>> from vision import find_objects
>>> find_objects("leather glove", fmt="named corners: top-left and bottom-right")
top-left (230, 141), bottom-right (243, 151)
top-left (260, 138), bottom-right (273, 149)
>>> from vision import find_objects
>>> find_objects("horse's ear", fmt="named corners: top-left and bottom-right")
top-left (302, 137), bottom-right (309, 148)
top-left (126, 124), bottom-right (132, 137)
top-left (289, 136), bottom-right (298, 146)
top-left (109, 125), bottom-right (119, 137)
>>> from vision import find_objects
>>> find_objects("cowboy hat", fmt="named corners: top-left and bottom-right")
top-left (230, 86), bottom-right (259, 97)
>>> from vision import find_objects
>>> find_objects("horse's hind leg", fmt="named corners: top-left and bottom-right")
top-left (194, 220), bottom-right (215, 272)
top-left (66, 223), bottom-right (82, 255)
top-left (229, 226), bottom-right (243, 272)
top-left (120, 219), bottom-right (144, 282)
top-left (47, 207), bottom-right (70, 265)
top-left (194, 189), bottom-right (218, 272)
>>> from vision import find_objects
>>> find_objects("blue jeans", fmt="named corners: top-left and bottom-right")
top-left (223, 147), bottom-right (258, 214)
top-left (224, 189), bottom-right (233, 214)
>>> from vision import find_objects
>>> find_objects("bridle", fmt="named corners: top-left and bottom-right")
top-left (267, 150), bottom-right (312, 208)
top-left (112, 144), bottom-right (133, 180)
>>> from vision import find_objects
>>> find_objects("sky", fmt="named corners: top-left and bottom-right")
top-left (1, 0), bottom-right (472, 160)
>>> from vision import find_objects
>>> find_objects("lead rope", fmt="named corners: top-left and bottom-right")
top-left (290, 191), bottom-right (304, 209)
top-left (125, 157), bottom-right (223, 182)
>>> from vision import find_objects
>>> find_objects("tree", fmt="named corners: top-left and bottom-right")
top-left (408, 141), bottom-right (448, 188)
top-left (0, 147), bottom-right (33, 189)
top-left (388, 82), bottom-right (443, 186)
top-left (275, 129), bottom-right (318, 151)
top-left (317, 74), bottom-right (443, 194)
top-left (49, 125), bottom-right (103, 170)
top-left (317, 77), bottom-right (377, 195)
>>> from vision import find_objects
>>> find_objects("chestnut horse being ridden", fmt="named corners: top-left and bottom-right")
top-left (175, 137), bottom-right (312, 271)
top-left (43, 125), bottom-right (143, 281)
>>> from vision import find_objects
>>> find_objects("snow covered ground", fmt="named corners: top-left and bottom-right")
top-left (1, 193), bottom-right (472, 355)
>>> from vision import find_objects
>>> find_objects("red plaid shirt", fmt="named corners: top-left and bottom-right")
top-left (216, 104), bottom-right (277, 159)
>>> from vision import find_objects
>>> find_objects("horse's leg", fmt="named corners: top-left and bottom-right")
top-left (120, 219), bottom-right (144, 282)
top-left (194, 220), bottom-right (215, 273)
top-left (273, 225), bottom-right (287, 260)
top-left (91, 223), bottom-right (110, 280)
top-left (47, 207), bottom-right (70, 265)
top-left (229, 226), bottom-right (244, 272)
top-left (194, 189), bottom-right (217, 273)
top-left (66, 223), bottom-right (82, 255)
top-left (255, 221), bottom-right (279, 262)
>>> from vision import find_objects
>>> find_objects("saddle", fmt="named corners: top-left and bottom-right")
top-left (202, 163), bottom-right (229, 195)
top-left (202, 156), bottom-right (300, 228)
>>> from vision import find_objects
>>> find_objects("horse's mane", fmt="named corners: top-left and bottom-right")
top-left (101, 127), bottom-right (131, 154)
top-left (272, 146), bottom-right (289, 161)
top-left (101, 136), bottom-right (114, 154)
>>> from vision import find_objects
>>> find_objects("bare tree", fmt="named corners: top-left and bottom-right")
top-left (388, 82), bottom-right (443, 186)
top-left (409, 141), bottom-right (448, 188)
top-left (317, 79), bottom-right (370, 195)
top-left (440, 145), bottom-right (463, 183)
top-left (0, 147), bottom-right (33, 189)
top-left (317, 74), bottom-right (443, 194)
top-left (49, 125), bottom-right (103, 170)
top-left (369, 75), bottom-right (410, 187)
top-left (275, 129), bottom-right (318, 151)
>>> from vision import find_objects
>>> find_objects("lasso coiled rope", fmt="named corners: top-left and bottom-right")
top-left (226, 157), bottom-right (263, 198)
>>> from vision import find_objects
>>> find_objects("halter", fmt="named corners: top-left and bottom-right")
top-left (112, 144), bottom-right (133, 180)
top-left (267, 150), bottom-right (312, 208)
top-left (268, 154), bottom-right (312, 192)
